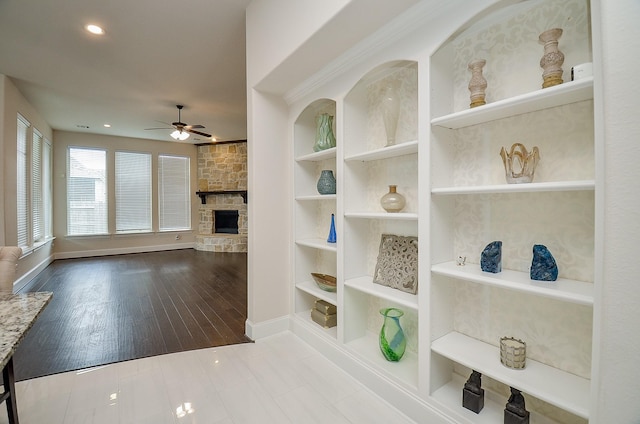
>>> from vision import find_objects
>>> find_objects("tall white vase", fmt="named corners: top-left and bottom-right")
top-left (381, 83), bottom-right (401, 147)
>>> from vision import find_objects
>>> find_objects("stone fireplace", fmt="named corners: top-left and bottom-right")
top-left (195, 141), bottom-right (247, 252)
top-left (214, 210), bottom-right (239, 234)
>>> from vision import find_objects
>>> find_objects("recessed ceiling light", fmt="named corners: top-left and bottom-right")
top-left (86, 24), bottom-right (105, 35)
top-left (103, 124), bottom-right (111, 128)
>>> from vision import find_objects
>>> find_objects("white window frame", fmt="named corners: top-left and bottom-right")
top-left (16, 114), bottom-right (54, 252)
top-left (115, 151), bottom-right (153, 234)
top-left (158, 155), bottom-right (192, 232)
top-left (66, 147), bottom-right (109, 236)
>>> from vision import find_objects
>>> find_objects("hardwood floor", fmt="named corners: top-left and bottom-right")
top-left (13, 249), bottom-right (250, 381)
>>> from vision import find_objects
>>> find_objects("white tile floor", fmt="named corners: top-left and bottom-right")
top-left (3, 332), bottom-right (418, 424)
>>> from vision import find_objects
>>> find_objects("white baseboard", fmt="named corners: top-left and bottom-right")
top-left (54, 242), bottom-right (196, 260)
top-left (14, 253), bottom-right (55, 292)
top-left (245, 315), bottom-right (290, 341)
top-left (290, 316), bottom-right (454, 424)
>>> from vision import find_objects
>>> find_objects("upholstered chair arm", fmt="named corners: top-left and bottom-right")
top-left (0, 247), bottom-right (23, 293)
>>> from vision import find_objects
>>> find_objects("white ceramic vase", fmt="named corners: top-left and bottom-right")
top-left (381, 83), bottom-right (401, 147)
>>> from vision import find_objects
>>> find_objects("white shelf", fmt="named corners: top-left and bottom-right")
top-left (431, 77), bottom-right (594, 129)
top-left (431, 374), bottom-right (505, 424)
top-left (344, 140), bottom-right (418, 162)
top-left (344, 276), bottom-right (418, 311)
top-left (296, 280), bottom-right (337, 305)
top-left (296, 194), bottom-right (337, 201)
top-left (431, 374), bottom-right (558, 424)
top-left (295, 310), bottom-right (337, 339)
top-left (296, 238), bottom-right (337, 252)
top-left (344, 212), bottom-right (419, 220)
top-left (431, 332), bottom-right (590, 419)
top-left (296, 147), bottom-right (337, 162)
top-left (431, 262), bottom-right (593, 306)
top-left (345, 331), bottom-right (419, 390)
top-left (431, 180), bottom-right (595, 195)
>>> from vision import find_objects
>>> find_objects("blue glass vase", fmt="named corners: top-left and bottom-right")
top-left (379, 307), bottom-right (406, 362)
top-left (327, 214), bottom-right (336, 243)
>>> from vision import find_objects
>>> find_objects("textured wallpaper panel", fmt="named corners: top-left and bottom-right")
top-left (452, 0), bottom-right (591, 111)
top-left (453, 280), bottom-right (593, 379)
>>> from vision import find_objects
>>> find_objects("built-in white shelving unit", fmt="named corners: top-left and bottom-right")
top-left (293, 98), bottom-right (338, 340)
top-left (290, 1), bottom-right (599, 422)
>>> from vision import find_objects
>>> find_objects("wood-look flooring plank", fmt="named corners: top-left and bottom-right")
top-left (13, 250), bottom-right (249, 381)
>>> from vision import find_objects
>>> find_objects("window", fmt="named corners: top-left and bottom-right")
top-left (67, 147), bottom-right (108, 235)
top-left (43, 138), bottom-right (53, 239)
top-left (32, 129), bottom-right (43, 242)
top-left (115, 151), bottom-right (152, 233)
top-left (158, 155), bottom-right (191, 231)
top-left (16, 115), bottom-right (29, 248)
top-left (16, 115), bottom-right (53, 250)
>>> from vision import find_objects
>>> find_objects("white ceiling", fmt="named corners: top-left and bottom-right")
top-left (0, 0), bottom-right (252, 144)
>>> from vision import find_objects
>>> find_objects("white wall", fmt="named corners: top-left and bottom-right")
top-left (1, 75), bottom-right (55, 286)
top-left (245, 0), bottom-right (350, 86)
top-left (246, 89), bottom-right (290, 330)
top-left (0, 77), bottom-right (5, 246)
top-left (594, 0), bottom-right (640, 421)
top-left (246, 0), bottom-right (422, 94)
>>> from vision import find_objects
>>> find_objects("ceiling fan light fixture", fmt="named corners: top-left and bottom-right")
top-left (86, 24), bottom-right (105, 35)
top-left (171, 130), bottom-right (190, 141)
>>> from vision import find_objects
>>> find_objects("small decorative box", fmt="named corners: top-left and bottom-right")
top-left (311, 309), bottom-right (337, 328)
top-left (314, 299), bottom-right (337, 315)
top-left (500, 337), bottom-right (526, 369)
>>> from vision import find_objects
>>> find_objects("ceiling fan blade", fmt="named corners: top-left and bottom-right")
top-left (185, 124), bottom-right (205, 130)
top-left (187, 129), bottom-right (212, 138)
top-left (145, 127), bottom-right (173, 130)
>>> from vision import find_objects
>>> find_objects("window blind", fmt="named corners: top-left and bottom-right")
top-left (43, 139), bottom-right (53, 239)
top-left (67, 147), bottom-right (108, 235)
top-left (16, 115), bottom-right (30, 248)
top-left (32, 129), bottom-right (43, 242)
top-left (158, 155), bottom-right (191, 231)
top-left (115, 151), bottom-right (152, 233)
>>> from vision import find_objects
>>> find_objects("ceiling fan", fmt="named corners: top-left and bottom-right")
top-left (146, 105), bottom-right (211, 140)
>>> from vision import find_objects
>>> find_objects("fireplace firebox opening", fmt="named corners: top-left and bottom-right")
top-left (214, 210), bottom-right (239, 234)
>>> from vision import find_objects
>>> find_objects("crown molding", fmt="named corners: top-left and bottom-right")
top-left (282, 0), bottom-right (454, 105)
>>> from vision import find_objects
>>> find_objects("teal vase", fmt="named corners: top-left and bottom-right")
top-left (379, 308), bottom-right (406, 362)
top-left (313, 113), bottom-right (336, 152)
top-left (317, 170), bottom-right (336, 195)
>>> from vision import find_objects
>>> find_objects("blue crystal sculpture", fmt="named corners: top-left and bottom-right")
top-left (480, 241), bottom-right (502, 273)
top-left (327, 214), bottom-right (336, 243)
top-left (530, 244), bottom-right (558, 281)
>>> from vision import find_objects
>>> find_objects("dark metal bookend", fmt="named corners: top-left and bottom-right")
top-left (462, 370), bottom-right (484, 414)
top-left (504, 387), bottom-right (530, 424)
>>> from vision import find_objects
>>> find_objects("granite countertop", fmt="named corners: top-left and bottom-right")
top-left (0, 292), bottom-right (53, 370)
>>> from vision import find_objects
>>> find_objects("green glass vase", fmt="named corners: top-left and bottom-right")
top-left (379, 307), bottom-right (406, 362)
top-left (313, 113), bottom-right (336, 152)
